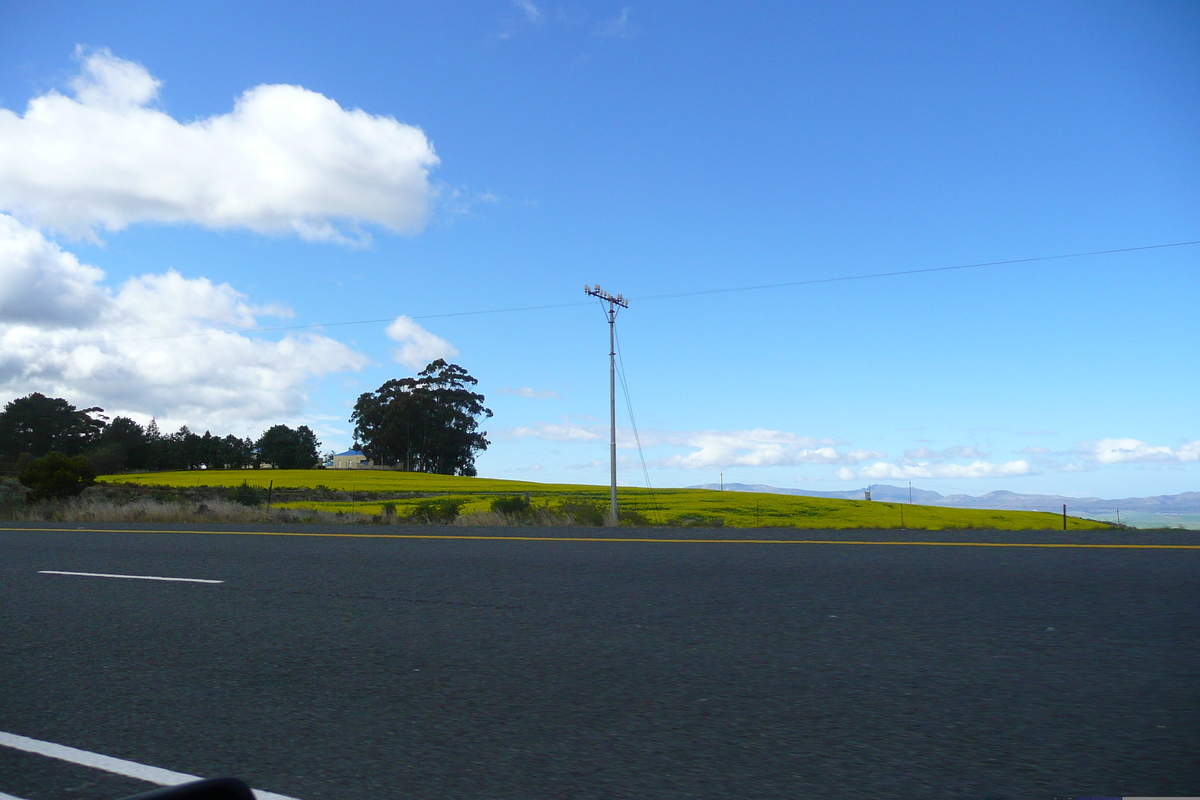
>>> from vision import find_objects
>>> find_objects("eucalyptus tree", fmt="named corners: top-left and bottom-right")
top-left (351, 359), bottom-right (492, 476)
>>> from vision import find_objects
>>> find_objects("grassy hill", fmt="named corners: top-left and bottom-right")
top-left (99, 470), bottom-right (1112, 530)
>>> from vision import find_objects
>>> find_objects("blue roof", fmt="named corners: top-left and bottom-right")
top-left (335, 450), bottom-right (365, 456)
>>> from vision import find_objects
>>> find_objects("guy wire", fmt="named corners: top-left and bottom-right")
top-left (614, 327), bottom-right (664, 524)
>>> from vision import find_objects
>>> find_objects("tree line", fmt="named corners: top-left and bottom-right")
top-left (0, 393), bottom-right (321, 473)
top-left (1, 359), bottom-right (493, 477)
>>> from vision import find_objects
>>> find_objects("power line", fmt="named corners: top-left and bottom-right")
top-left (63, 300), bottom-right (594, 346)
top-left (48, 238), bottom-right (1200, 346)
top-left (631, 240), bottom-right (1200, 302)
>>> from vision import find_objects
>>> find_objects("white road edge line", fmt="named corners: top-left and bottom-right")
top-left (0, 731), bottom-right (300, 800)
top-left (38, 571), bottom-right (224, 584)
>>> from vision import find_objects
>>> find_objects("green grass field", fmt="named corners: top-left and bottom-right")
top-left (99, 469), bottom-right (1111, 530)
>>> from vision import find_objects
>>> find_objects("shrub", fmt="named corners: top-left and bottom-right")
top-left (409, 498), bottom-right (466, 524)
top-left (381, 502), bottom-right (398, 518)
top-left (668, 513), bottom-right (725, 528)
top-left (618, 509), bottom-right (650, 526)
top-left (18, 452), bottom-right (96, 502)
top-left (557, 500), bottom-right (606, 526)
top-left (0, 476), bottom-right (29, 506)
top-left (83, 443), bottom-right (128, 475)
top-left (230, 480), bottom-right (264, 507)
top-left (490, 495), bottom-right (531, 515)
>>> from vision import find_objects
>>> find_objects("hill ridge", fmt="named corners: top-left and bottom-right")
top-left (689, 483), bottom-right (1200, 512)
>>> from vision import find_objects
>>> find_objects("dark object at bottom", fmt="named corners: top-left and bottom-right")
top-left (117, 778), bottom-right (256, 800)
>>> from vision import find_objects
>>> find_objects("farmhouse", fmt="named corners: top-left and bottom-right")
top-left (332, 449), bottom-right (371, 469)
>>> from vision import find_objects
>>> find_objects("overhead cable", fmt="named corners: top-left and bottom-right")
top-left (57, 239), bottom-right (1200, 345)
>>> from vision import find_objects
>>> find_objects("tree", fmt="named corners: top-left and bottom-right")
top-left (351, 359), bottom-right (492, 476)
top-left (19, 452), bottom-right (97, 502)
top-left (215, 434), bottom-right (256, 469)
top-left (97, 417), bottom-right (149, 468)
top-left (0, 393), bottom-right (106, 460)
top-left (84, 416), bottom-right (148, 474)
top-left (255, 425), bottom-right (321, 469)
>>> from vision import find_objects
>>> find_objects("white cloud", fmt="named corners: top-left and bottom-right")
top-left (504, 422), bottom-right (880, 469)
top-left (0, 213), bottom-right (107, 325)
top-left (658, 429), bottom-right (876, 469)
top-left (846, 449), bottom-right (887, 461)
top-left (1021, 446), bottom-right (1051, 454)
top-left (500, 386), bottom-right (559, 399)
top-left (901, 445), bottom-right (990, 462)
top-left (596, 8), bottom-right (633, 38)
top-left (0, 49), bottom-right (439, 243)
top-left (0, 214), bottom-right (366, 433)
top-left (514, 0), bottom-right (543, 23)
top-left (1091, 437), bottom-right (1200, 464)
top-left (837, 460), bottom-right (1035, 481)
top-left (385, 316), bottom-right (459, 370)
top-left (507, 422), bottom-right (602, 442)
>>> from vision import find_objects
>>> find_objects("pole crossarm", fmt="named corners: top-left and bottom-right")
top-left (585, 285), bottom-right (628, 525)
top-left (585, 285), bottom-right (628, 308)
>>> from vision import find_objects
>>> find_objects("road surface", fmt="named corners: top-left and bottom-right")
top-left (1, 524), bottom-right (1197, 799)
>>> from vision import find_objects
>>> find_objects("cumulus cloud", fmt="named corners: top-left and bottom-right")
top-left (0, 214), bottom-right (366, 432)
top-left (837, 460), bottom-right (1034, 481)
top-left (500, 386), bottom-right (559, 399)
top-left (505, 422), bottom-right (881, 469)
top-left (0, 214), bottom-right (107, 325)
top-left (507, 421), bottom-right (602, 442)
top-left (386, 316), bottom-right (458, 370)
top-left (0, 49), bottom-right (439, 242)
top-left (900, 445), bottom-right (990, 462)
top-left (1091, 437), bottom-right (1200, 464)
top-left (658, 430), bottom-right (880, 469)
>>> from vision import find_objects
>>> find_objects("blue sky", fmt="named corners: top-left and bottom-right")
top-left (0, 1), bottom-right (1197, 498)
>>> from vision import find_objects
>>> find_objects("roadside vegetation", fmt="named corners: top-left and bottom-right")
top-left (68, 469), bottom-right (1115, 530)
top-left (0, 387), bottom-right (1115, 531)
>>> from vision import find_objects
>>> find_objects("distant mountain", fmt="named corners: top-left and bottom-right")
top-left (688, 483), bottom-right (1200, 513)
top-left (937, 489), bottom-right (1200, 513)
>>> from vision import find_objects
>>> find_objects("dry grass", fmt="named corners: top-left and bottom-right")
top-left (0, 497), bottom-right (582, 527)
top-left (0, 497), bottom-right (365, 524)
top-left (451, 509), bottom-right (577, 527)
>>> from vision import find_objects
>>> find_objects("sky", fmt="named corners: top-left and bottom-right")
top-left (0, 0), bottom-right (1197, 499)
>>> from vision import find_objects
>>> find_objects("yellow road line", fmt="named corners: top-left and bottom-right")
top-left (2, 527), bottom-right (1198, 548)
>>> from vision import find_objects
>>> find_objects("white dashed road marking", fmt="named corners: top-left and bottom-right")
top-left (38, 571), bottom-right (224, 584)
top-left (0, 731), bottom-right (300, 800)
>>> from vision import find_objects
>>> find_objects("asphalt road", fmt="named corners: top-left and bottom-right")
top-left (1, 524), bottom-right (1197, 799)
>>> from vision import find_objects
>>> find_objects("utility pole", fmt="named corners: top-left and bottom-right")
top-left (585, 285), bottom-right (628, 525)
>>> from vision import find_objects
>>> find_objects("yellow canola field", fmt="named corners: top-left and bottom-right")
top-left (104, 468), bottom-right (564, 493)
top-left (100, 469), bottom-right (1110, 530)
